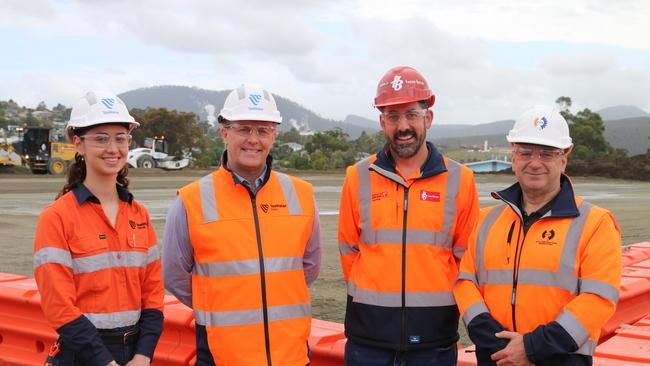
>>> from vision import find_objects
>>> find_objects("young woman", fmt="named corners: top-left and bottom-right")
top-left (33, 91), bottom-right (164, 366)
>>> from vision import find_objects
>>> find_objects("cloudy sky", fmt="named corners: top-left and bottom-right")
top-left (1, 0), bottom-right (649, 124)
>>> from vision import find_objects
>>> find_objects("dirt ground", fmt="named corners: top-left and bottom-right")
top-left (1, 168), bottom-right (648, 345)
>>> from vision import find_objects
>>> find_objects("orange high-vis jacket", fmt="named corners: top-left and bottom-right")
top-left (453, 178), bottom-right (621, 363)
top-left (338, 143), bottom-right (479, 350)
top-left (33, 188), bottom-right (163, 330)
top-left (178, 166), bottom-right (315, 366)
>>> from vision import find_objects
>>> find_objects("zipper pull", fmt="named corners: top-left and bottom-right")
top-left (511, 286), bottom-right (517, 305)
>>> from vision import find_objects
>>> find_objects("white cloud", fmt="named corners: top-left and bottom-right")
top-left (1, 0), bottom-right (649, 125)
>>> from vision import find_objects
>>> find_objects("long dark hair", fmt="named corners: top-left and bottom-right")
top-left (56, 125), bottom-right (130, 200)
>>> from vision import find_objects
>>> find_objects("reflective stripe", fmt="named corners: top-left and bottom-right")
top-left (147, 245), bottom-right (160, 264)
top-left (73, 251), bottom-right (149, 274)
top-left (194, 303), bottom-right (310, 327)
top-left (574, 340), bottom-right (596, 356)
top-left (347, 281), bottom-right (455, 307)
top-left (338, 241), bottom-right (359, 255)
top-left (85, 309), bottom-right (141, 329)
top-left (276, 172), bottom-right (303, 215)
top-left (194, 256), bottom-right (302, 277)
top-left (199, 174), bottom-right (218, 224)
top-left (34, 247), bottom-right (73, 269)
top-left (457, 271), bottom-right (478, 286)
top-left (579, 278), bottom-right (619, 303)
top-left (476, 202), bottom-right (593, 296)
top-left (556, 309), bottom-right (590, 349)
top-left (34, 247), bottom-right (151, 274)
top-left (475, 205), bottom-right (505, 285)
top-left (453, 245), bottom-right (466, 260)
top-left (463, 301), bottom-right (489, 325)
top-left (356, 158), bottom-right (461, 249)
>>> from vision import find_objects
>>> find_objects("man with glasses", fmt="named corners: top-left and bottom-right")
top-left (454, 105), bottom-right (622, 366)
top-left (162, 84), bottom-right (321, 366)
top-left (338, 66), bottom-right (479, 365)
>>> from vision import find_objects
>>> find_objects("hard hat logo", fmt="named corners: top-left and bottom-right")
top-left (533, 116), bottom-right (549, 131)
top-left (100, 98), bottom-right (115, 109)
top-left (391, 76), bottom-right (404, 91)
top-left (249, 94), bottom-right (262, 106)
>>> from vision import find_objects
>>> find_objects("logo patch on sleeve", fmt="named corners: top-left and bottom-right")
top-left (408, 335), bottom-right (421, 344)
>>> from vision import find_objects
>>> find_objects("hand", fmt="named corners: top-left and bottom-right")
top-left (491, 331), bottom-right (533, 366)
top-left (106, 361), bottom-right (120, 366)
top-left (125, 354), bottom-right (151, 366)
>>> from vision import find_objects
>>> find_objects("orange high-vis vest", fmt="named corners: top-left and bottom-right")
top-left (338, 149), bottom-right (479, 350)
top-left (178, 167), bottom-right (315, 366)
top-left (33, 190), bottom-right (163, 330)
top-left (454, 195), bottom-right (621, 356)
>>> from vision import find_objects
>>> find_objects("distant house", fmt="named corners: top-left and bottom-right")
top-left (464, 159), bottom-right (512, 173)
top-left (281, 142), bottom-right (304, 152)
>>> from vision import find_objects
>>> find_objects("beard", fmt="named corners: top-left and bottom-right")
top-left (388, 128), bottom-right (426, 158)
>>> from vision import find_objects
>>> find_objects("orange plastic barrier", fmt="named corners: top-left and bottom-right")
top-left (1, 241), bottom-right (649, 366)
top-left (594, 313), bottom-right (650, 365)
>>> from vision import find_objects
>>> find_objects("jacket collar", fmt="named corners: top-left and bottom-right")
top-left (371, 141), bottom-right (447, 185)
top-left (73, 183), bottom-right (133, 205)
top-left (491, 174), bottom-right (579, 219)
top-left (220, 151), bottom-right (273, 188)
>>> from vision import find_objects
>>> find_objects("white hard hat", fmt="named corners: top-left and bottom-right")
top-left (66, 90), bottom-right (139, 140)
top-left (506, 105), bottom-right (572, 149)
top-left (219, 84), bottom-right (282, 124)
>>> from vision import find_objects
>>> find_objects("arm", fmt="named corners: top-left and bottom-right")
top-left (134, 209), bottom-right (165, 361)
top-left (162, 196), bottom-right (195, 308)
top-left (452, 169), bottom-right (480, 265)
top-left (453, 208), bottom-right (509, 358)
top-left (303, 197), bottom-right (321, 286)
top-left (522, 212), bottom-right (622, 363)
top-left (33, 207), bottom-right (114, 365)
top-left (338, 167), bottom-right (361, 282)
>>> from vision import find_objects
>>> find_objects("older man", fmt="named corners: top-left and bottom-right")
top-left (163, 84), bottom-right (321, 366)
top-left (453, 105), bottom-right (622, 366)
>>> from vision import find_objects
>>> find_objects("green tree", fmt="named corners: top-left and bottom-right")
top-left (555, 97), bottom-right (617, 160)
top-left (130, 108), bottom-right (211, 167)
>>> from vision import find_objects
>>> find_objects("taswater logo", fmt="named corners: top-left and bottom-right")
top-left (101, 98), bottom-right (115, 109)
top-left (533, 116), bottom-right (549, 131)
top-left (249, 94), bottom-right (262, 105)
top-left (391, 75), bottom-right (403, 91)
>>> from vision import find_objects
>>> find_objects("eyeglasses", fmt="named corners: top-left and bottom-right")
top-left (80, 133), bottom-right (132, 147)
top-left (380, 109), bottom-right (427, 125)
top-left (224, 124), bottom-right (277, 139)
top-left (512, 147), bottom-right (565, 162)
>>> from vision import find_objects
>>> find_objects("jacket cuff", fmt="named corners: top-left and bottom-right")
top-left (523, 321), bottom-right (578, 363)
top-left (467, 313), bottom-right (509, 354)
top-left (57, 315), bottom-right (114, 365)
top-left (134, 308), bottom-right (164, 359)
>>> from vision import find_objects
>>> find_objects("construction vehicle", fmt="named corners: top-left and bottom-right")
top-left (127, 136), bottom-right (189, 170)
top-left (0, 133), bottom-right (23, 167)
top-left (12, 126), bottom-right (76, 174)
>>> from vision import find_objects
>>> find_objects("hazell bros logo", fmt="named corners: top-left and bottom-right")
top-left (371, 191), bottom-right (388, 201)
top-left (537, 229), bottom-right (557, 245)
top-left (420, 190), bottom-right (440, 202)
top-left (129, 220), bottom-right (148, 229)
top-left (259, 203), bottom-right (287, 213)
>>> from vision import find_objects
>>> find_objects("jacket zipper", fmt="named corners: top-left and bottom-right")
top-left (400, 186), bottom-right (409, 350)
top-left (250, 193), bottom-right (273, 366)
top-left (510, 221), bottom-right (525, 332)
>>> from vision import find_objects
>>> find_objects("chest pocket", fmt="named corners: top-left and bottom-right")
top-left (68, 234), bottom-right (109, 257)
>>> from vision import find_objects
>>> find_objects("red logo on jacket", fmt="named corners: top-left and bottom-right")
top-left (420, 190), bottom-right (440, 202)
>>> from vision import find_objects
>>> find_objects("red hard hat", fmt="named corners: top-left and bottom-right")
top-left (374, 66), bottom-right (435, 108)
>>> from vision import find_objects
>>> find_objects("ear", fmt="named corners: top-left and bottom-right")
top-left (73, 135), bottom-right (84, 156)
top-left (564, 145), bottom-right (574, 156)
top-left (219, 125), bottom-right (228, 141)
